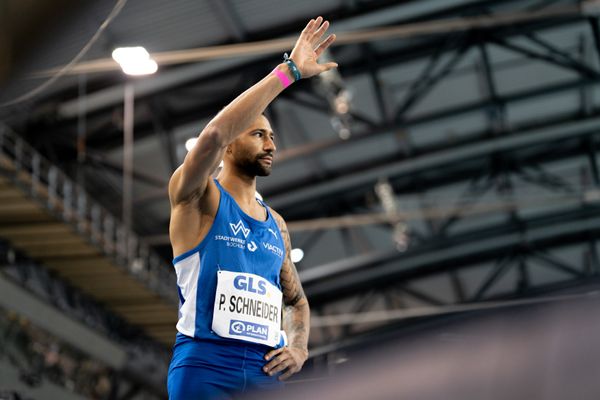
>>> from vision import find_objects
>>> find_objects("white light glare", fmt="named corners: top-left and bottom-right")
top-left (112, 46), bottom-right (158, 76)
top-left (291, 248), bottom-right (304, 263)
top-left (185, 138), bottom-right (198, 151)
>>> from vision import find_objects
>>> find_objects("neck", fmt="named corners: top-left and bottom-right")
top-left (217, 166), bottom-right (258, 206)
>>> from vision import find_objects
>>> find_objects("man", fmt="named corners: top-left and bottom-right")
top-left (166, 17), bottom-right (338, 399)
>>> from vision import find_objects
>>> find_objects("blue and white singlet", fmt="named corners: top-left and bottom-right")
top-left (171, 179), bottom-right (286, 347)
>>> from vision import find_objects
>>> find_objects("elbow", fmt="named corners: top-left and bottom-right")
top-left (201, 124), bottom-right (227, 149)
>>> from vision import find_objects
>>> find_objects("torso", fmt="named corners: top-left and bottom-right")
top-left (170, 179), bottom-right (268, 258)
top-left (170, 178), bottom-right (286, 345)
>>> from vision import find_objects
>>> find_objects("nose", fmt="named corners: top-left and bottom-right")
top-left (264, 136), bottom-right (276, 153)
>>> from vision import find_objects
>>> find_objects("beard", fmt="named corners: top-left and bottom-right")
top-left (236, 153), bottom-right (272, 177)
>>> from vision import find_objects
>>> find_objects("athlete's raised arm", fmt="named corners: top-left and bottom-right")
top-left (168, 16), bottom-right (337, 206)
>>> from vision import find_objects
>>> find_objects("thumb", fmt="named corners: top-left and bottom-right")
top-left (319, 62), bottom-right (339, 72)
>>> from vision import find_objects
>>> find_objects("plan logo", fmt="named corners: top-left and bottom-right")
top-left (229, 320), bottom-right (268, 340)
top-left (230, 220), bottom-right (250, 238)
top-left (230, 321), bottom-right (246, 334)
top-left (268, 228), bottom-right (278, 239)
top-left (247, 241), bottom-right (257, 252)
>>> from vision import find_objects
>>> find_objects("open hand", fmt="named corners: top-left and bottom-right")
top-left (289, 16), bottom-right (338, 79)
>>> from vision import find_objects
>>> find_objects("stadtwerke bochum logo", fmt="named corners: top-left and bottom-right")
top-left (230, 220), bottom-right (250, 238)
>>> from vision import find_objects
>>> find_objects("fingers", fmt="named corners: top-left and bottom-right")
top-left (319, 62), bottom-right (339, 72)
top-left (278, 369), bottom-right (295, 381)
top-left (301, 19), bottom-right (314, 35)
top-left (268, 357), bottom-right (291, 375)
top-left (264, 347), bottom-right (284, 362)
top-left (315, 34), bottom-right (336, 58)
top-left (293, 18), bottom-right (338, 78)
top-left (311, 19), bottom-right (329, 45)
top-left (301, 16), bottom-right (321, 37)
top-left (264, 352), bottom-right (299, 379)
top-left (302, 16), bottom-right (330, 44)
top-left (264, 348), bottom-right (305, 381)
top-left (263, 352), bottom-right (289, 375)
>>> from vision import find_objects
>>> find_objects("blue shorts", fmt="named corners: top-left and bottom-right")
top-left (167, 334), bottom-right (283, 400)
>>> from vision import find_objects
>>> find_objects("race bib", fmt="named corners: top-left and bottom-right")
top-left (212, 270), bottom-right (283, 347)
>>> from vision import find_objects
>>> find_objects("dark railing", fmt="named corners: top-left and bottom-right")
top-left (0, 124), bottom-right (176, 305)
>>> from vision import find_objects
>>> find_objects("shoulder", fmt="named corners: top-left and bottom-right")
top-left (269, 207), bottom-right (287, 230)
top-left (168, 165), bottom-right (182, 189)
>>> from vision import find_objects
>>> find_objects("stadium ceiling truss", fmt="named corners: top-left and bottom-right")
top-left (3, 0), bottom-right (600, 365)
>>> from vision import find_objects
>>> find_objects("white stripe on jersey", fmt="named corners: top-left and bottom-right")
top-left (174, 252), bottom-right (201, 336)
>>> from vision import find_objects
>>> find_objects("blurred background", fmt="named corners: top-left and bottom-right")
top-left (2, 0), bottom-right (600, 398)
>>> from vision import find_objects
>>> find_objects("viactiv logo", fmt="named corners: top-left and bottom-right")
top-left (229, 319), bottom-right (269, 340)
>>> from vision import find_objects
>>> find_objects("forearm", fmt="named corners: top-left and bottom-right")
top-left (283, 298), bottom-right (310, 355)
top-left (206, 64), bottom-right (292, 146)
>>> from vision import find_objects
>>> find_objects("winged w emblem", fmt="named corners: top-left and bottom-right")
top-left (229, 220), bottom-right (250, 238)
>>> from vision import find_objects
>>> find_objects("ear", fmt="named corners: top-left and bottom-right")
top-left (226, 145), bottom-right (232, 154)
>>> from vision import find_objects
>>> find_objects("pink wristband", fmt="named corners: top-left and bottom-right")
top-left (272, 67), bottom-right (292, 89)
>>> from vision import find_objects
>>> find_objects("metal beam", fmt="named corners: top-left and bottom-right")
top-left (54, 19), bottom-right (592, 154)
top-left (268, 114), bottom-right (600, 210)
top-left (589, 17), bottom-right (600, 67)
top-left (361, 43), bottom-right (390, 123)
top-left (55, 0), bottom-right (479, 118)
top-left (58, 56), bottom-right (263, 119)
top-left (308, 278), bottom-right (600, 359)
top-left (401, 285), bottom-right (446, 306)
top-left (85, 150), bottom-right (167, 188)
top-left (477, 41), bottom-right (505, 132)
top-left (270, 77), bottom-right (600, 170)
top-left (471, 254), bottom-right (514, 301)
top-left (436, 173), bottom-right (495, 236)
top-left (526, 32), bottom-right (595, 73)
top-left (588, 135), bottom-right (600, 186)
top-left (449, 271), bottom-right (466, 302)
top-left (301, 205), bottom-right (600, 304)
top-left (396, 35), bottom-right (471, 119)
top-left (55, 2), bottom-right (581, 118)
top-left (283, 92), bottom-right (378, 128)
top-left (490, 36), bottom-right (599, 78)
top-left (516, 163), bottom-right (576, 193)
top-left (531, 249), bottom-right (585, 277)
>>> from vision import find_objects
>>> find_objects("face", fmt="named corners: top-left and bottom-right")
top-left (227, 115), bottom-right (276, 177)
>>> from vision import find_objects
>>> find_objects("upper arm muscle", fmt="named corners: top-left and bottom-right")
top-left (273, 210), bottom-right (307, 306)
top-left (169, 127), bottom-right (225, 206)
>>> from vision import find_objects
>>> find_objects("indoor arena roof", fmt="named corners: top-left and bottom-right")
top-left (2, 0), bottom-right (600, 351)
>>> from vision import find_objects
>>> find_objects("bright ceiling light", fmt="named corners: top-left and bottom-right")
top-left (112, 46), bottom-right (158, 76)
top-left (185, 138), bottom-right (197, 151)
top-left (291, 248), bottom-right (304, 263)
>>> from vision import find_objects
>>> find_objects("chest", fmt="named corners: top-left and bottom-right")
top-left (238, 204), bottom-right (267, 222)
top-left (211, 216), bottom-right (285, 264)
